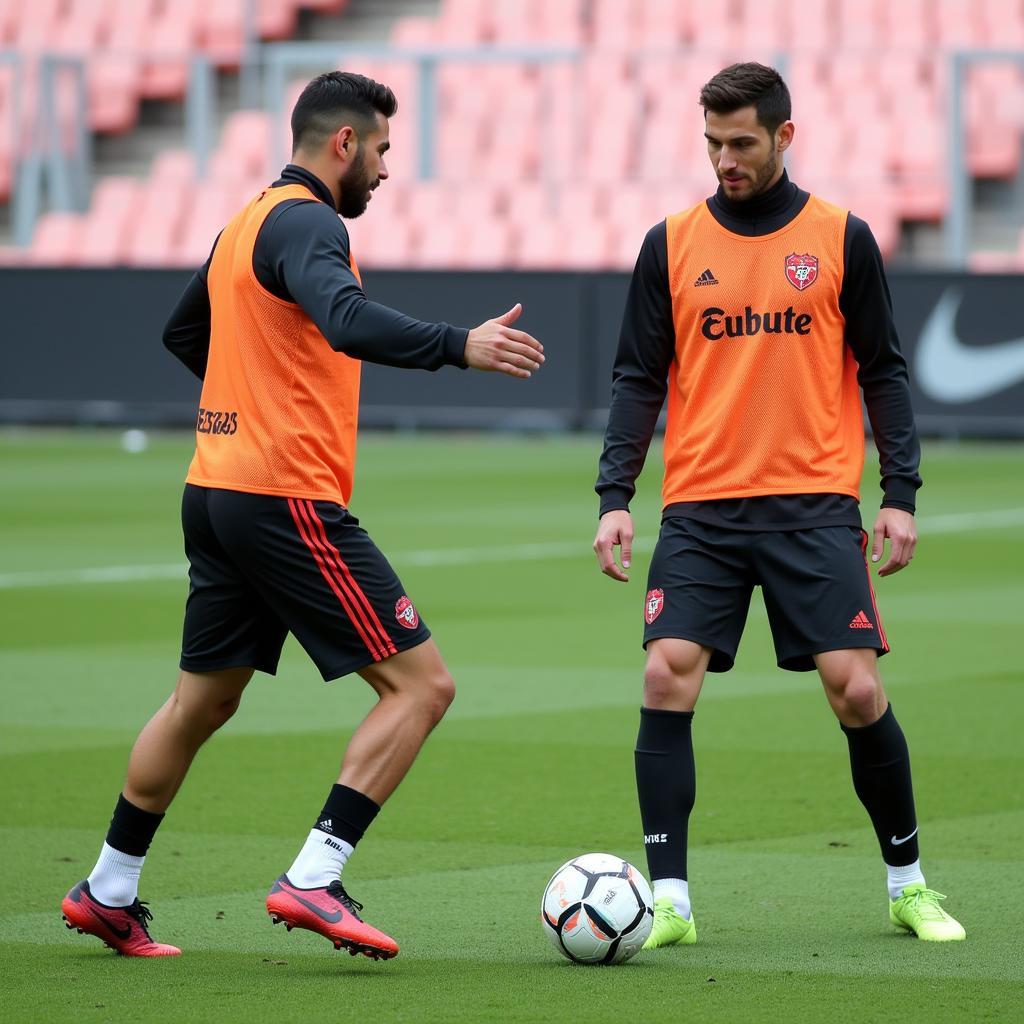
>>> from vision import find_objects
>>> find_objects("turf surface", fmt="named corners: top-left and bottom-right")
top-left (1, 430), bottom-right (1021, 1023)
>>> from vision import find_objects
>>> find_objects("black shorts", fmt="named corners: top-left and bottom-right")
top-left (179, 484), bottom-right (431, 681)
top-left (643, 517), bottom-right (889, 672)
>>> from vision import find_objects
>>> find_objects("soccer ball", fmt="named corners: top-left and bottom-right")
top-left (541, 853), bottom-right (654, 964)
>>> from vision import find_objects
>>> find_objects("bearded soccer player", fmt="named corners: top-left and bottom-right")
top-left (593, 63), bottom-right (964, 947)
top-left (60, 72), bottom-right (544, 960)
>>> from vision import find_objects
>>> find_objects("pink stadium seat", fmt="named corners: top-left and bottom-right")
top-left (732, 0), bottom-right (787, 50)
top-left (590, 0), bottom-right (646, 51)
top-left (258, 0), bottom-right (299, 41)
top-left (139, 9), bottom-right (195, 100)
top-left (201, 0), bottom-right (247, 67)
top-left (11, 0), bottom-right (62, 53)
top-left (30, 212), bottom-right (84, 265)
top-left (934, 0), bottom-right (987, 48)
top-left (354, 218), bottom-right (417, 270)
top-left (513, 218), bottom-right (566, 270)
top-left (980, 0), bottom-right (1024, 45)
top-left (390, 17), bottom-right (438, 47)
top-left (174, 181), bottom-right (235, 266)
top-left (126, 179), bottom-right (189, 266)
top-left (151, 149), bottom-right (197, 183)
top-left (836, 0), bottom-right (889, 48)
top-left (78, 178), bottom-right (140, 265)
top-left (881, 0), bottom-right (933, 47)
top-left (459, 218), bottom-right (514, 270)
top-left (89, 55), bottom-right (140, 135)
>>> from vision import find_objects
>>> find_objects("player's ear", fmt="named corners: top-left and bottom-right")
top-left (334, 125), bottom-right (357, 160)
top-left (776, 120), bottom-right (794, 153)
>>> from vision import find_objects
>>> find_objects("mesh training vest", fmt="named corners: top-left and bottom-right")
top-left (662, 195), bottom-right (862, 506)
top-left (186, 184), bottom-right (362, 506)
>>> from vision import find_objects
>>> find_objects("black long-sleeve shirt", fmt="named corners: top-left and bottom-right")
top-left (162, 165), bottom-right (468, 380)
top-left (596, 171), bottom-right (922, 529)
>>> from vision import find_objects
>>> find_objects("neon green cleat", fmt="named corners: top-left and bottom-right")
top-left (889, 884), bottom-right (966, 941)
top-left (642, 897), bottom-right (697, 949)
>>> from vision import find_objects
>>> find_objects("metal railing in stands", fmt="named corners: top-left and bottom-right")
top-left (6, 44), bottom-right (1024, 265)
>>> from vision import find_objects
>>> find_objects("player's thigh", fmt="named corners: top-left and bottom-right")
top-left (756, 526), bottom-right (890, 672)
top-left (643, 516), bottom-right (755, 673)
top-left (179, 484), bottom-right (288, 676)
top-left (208, 491), bottom-right (432, 682)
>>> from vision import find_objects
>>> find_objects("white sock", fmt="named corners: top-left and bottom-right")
top-left (286, 828), bottom-right (354, 888)
top-left (886, 859), bottom-right (925, 900)
top-left (87, 842), bottom-right (145, 907)
top-left (653, 877), bottom-right (691, 920)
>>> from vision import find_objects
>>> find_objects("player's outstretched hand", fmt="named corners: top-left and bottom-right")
top-left (594, 509), bottom-right (634, 582)
top-left (465, 303), bottom-right (545, 379)
top-left (871, 507), bottom-right (917, 577)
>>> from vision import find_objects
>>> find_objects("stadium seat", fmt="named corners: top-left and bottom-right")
top-left (29, 212), bottom-right (83, 265)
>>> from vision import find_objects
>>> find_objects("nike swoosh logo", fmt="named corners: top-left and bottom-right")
top-left (915, 288), bottom-right (1024, 403)
top-left (88, 906), bottom-right (132, 940)
top-left (289, 891), bottom-right (344, 924)
top-left (890, 827), bottom-right (919, 846)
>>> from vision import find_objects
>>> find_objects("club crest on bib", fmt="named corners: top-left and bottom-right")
top-left (395, 596), bottom-right (419, 629)
top-left (645, 588), bottom-right (665, 625)
top-left (785, 252), bottom-right (818, 291)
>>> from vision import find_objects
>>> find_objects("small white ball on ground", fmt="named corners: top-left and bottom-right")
top-left (121, 429), bottom-right (149, 453)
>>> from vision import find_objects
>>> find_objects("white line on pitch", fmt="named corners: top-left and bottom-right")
top-left (1, 506), bottom-right (1022, 589)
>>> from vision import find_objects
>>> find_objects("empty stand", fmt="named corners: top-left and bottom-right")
top-left (13, 0), bottom-right (1024, 269)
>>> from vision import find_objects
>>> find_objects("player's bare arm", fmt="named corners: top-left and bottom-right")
top-left (464, 302), bottom-right (544, 379)
top-left (871, 507), bottom-right (917, 577)
top-left (593, 509), bottom-right (635, 582)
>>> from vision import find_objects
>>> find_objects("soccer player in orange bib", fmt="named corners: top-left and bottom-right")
top-left (61, 72), bottom-right (543, 960)
top-left (593, 63), bottom-right (964, 946)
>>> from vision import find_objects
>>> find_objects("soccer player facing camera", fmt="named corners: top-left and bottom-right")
top-left (61, 72), bottom-right (544, 959)
top-left (594, 63), bottom-right (964, 946)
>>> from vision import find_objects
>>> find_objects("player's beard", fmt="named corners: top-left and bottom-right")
top-left (719, 149), bottom-right (779, 202)
top-left (338, 147), bottom-right (376, 219)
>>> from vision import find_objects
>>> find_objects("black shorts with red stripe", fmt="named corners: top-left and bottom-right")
top-left (643, 518), bottom-right (889, 672)
top-left (179, 484), bottom-right (430, 680)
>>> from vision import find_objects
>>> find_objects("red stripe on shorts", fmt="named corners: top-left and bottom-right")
top-left (301, 500), bottom-right (397, 658)
top-left (287, 497), bottom-right (388, 662)
top-left (860, 530), bottom-right (890, 653)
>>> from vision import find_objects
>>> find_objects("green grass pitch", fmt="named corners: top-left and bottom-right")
top-left (1, 430), bottom-right (1021, 1023)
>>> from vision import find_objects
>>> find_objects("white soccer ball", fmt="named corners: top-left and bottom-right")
top-left (541, 853), bottom-right (654, 964)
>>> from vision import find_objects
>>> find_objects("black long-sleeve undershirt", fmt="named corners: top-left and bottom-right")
top-left (595, 171), bottom-right (922, 528)
top-left (162, 165), bottom-right (468, 380)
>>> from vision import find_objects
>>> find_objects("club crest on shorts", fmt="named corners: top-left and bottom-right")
top-left (395, 596), bottom-right (419, 629)
top-left (785, 252), bottom-right (818, 291)
top-left (645, 588), bottom-right (665, 625)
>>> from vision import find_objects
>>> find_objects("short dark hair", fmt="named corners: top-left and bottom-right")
top-left (291, 71), bottom-right (398, 153)
top-left (699, 63), bottom-right (791, 134)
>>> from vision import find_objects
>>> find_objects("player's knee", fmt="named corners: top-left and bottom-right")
top-left (421, 668), bottom-right (455, 724)
top-left (208, 694), bottom-right (242, 731)
top-left (168, 689), bottom-right (240, 737)
top-left (643, 649), bottom-right (700, 709)
top-left (831, 673), bottom-right (884, 724)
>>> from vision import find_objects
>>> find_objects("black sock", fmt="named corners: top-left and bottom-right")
top-left (842, 704), bottom-right (919, 866)
top-left (105, 793), bottom-right (165, 857)
top-left (634, 707), bottom-right (695, 881)
top-left (314, 784), bottom-right (380, 847)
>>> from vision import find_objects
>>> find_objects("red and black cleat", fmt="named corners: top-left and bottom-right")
top-left (61, 880), bottom-right (181, 957)
top-left (266, 874), bottom-right (399, 961)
